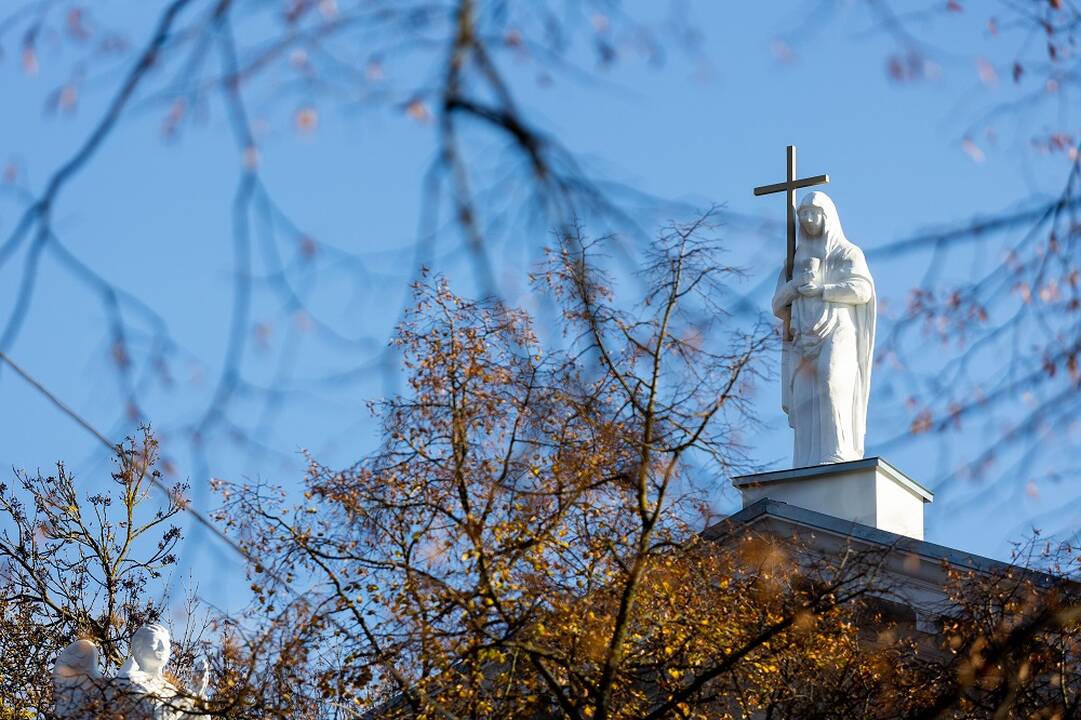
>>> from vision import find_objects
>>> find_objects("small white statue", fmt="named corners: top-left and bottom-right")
top-left (55, 625), bottom-right (209, 720)
top-left (111, 623), bottom-right (208, 720)
top-left (771, 191), bottom-right (876, 467)
top-left (53, 639), bottom-right (106, 719)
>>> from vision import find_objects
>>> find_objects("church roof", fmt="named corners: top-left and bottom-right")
top-left (704, 497), bottom-right (1065, 590)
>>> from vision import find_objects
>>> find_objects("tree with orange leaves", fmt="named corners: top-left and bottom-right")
top-left (214, 213), bottom-right (931, 719)
top-left (1, 211), bottom-right (1077, 718)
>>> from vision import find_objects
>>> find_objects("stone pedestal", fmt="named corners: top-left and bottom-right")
top-left (733, 457), bottom-right (933, 540)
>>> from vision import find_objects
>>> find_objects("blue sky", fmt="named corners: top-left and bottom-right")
top-left (1, 1), bottom-right (1077, 614)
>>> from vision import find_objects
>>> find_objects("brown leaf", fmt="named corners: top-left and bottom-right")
top-left (910, 409), bottom-right (934, 435)
top-left (295, 106), bottom-right (318, 134)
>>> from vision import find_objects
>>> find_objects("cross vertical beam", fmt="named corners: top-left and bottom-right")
top-left (786, 145), bottom-right (796, 287)
top-left (753, 145), bottom-right (830, 341)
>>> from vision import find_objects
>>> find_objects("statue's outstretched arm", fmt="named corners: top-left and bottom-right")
top-left (193, 656), bottom-right (210, 698)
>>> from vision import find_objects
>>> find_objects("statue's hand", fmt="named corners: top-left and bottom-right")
top-left (797, 280), bottom-right (824, 297)
top-left (779, 279), bottom-right (801, 303)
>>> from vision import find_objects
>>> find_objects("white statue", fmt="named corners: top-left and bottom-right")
top-left (771, 191), bottom-right (876, 467)
top-left (111, 623), bottom-right (208, 720)
top-left (53, 639), bottom-right (106, 719)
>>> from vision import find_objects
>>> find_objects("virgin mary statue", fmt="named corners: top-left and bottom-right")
top-left (771, 191), bottom-right (876, 467)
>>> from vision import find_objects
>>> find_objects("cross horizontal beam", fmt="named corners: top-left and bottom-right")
top-left (752, 174), bottom-right (830, 197)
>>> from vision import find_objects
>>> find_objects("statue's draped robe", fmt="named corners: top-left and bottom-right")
top-left (110, 665), bottom-right (209, 720)
top-left (111, 660), bottom-right (206, 720)
top-left (111, 665), bottom-right (175, 720)
top-left (771, 192), bottom-right (876, 467)
top-left (54, 676), bottom-right (105, 720)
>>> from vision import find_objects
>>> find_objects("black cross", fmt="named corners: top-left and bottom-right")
top-left (753, 145), bottom-right (829, 341)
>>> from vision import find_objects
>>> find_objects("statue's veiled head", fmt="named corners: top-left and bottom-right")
top-left (130, 623), bottom-right (171, 675)
top-left (797, 191), bottom-right (847, 247)
top-left (797, 203), bottom-right (825, 237)
top-left (54, 639), bottom-right (102, 680)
